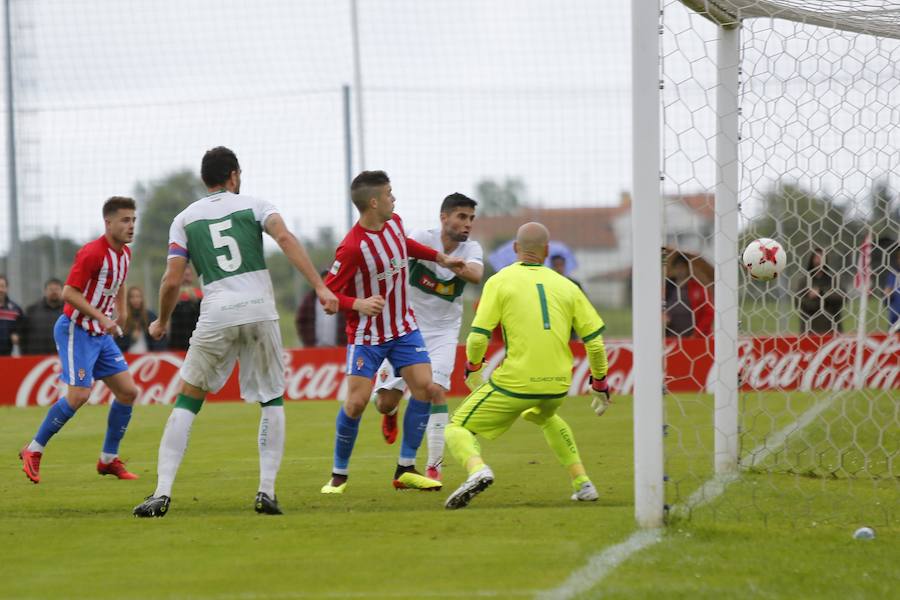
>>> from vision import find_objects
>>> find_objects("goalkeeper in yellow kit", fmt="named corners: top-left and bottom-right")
top-left (444, 222), bottom-right (611, 509)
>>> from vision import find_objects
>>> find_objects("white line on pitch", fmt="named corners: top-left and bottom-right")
top-left (535, 529), bottom-right (662, 600)
top-left (538, 391), bottom-right (840, 600)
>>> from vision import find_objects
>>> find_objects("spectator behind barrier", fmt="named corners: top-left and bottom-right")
top-left (116, 286), bottom-right (167, 353)
top-left (168, 264), bottom-right (203, 350)
top-left (21, 278), bottom-right (64, 355)
top-left (296, 270), bottom-right (346, 347)
top-left (884, 247), bottom-right (900, 329)
top-left (664, 251), bottom-right (713, 339)
top-left (0, 274), bottom-right (24, 356)
top-left (796, 248), bottom-right (843, 335)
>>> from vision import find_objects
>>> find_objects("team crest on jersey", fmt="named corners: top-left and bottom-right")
top-left (330, 260), bottom-right (341, 275)
top-left (78, 368), bottom-right (86, 380)
top-left (356, 357), bottom-right (365, 371)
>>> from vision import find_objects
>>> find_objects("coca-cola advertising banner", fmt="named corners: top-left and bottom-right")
top-left (2, 335), bottom-right (898, 407)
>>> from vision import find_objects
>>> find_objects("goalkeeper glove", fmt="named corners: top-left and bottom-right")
top-left (589, 375), bottom-right (612, 416)
top-left (464, 361), bottom-right (485, 391)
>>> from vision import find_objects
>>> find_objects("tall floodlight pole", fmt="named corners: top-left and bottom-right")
top-left (350, 0), bottom-right (366, 172)
top-left (4, 0), bottom-right (20, 302)
top-left (343, 84), bottom-right (354, 231)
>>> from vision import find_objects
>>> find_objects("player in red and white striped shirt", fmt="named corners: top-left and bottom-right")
top-left (19, 197), bottom-right (142, 484)
top-left (64, 227), bottom-right (131, 335)
top-left (322, 171), bottom-right (466, 494)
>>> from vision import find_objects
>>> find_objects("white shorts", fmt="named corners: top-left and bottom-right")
top-left (180, 320), bottom-right (285, 403)
top-left (374, 329), bottom-right (458, 392)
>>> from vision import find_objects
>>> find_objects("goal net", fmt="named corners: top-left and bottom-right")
top-left (658, 0), bottom-right (900, 527)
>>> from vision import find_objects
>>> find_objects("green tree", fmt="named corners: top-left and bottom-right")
top-left (267, 226), bottom-right (339, 308)
top-left (740, 184), bottom-right (865, 290)
top-left (130, 170), bottom-right (207, 304)
top-left (4, 235), bottom-right (81, 305)
top-left (126, 170), bottom-right (343, 347)
top-left (474, 177), bottom-right (528, 216)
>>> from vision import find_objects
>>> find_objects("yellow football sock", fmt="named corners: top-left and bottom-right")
top-left (445, 423), bottom-right (485, 474)
top-left (540, 414), bottom-right (583, 468)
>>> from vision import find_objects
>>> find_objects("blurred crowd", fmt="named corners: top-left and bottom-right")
top-left (2, 247), bottom-right (899, 357)
top-left (662, 246), bottom-right (900, 339)
top-left (0, 266), bottom-right (203, 357)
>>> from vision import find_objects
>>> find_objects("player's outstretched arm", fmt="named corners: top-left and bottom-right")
top-left (265, 214), bottom-right (338, 314)
top-left (463, 276), bottom-right (502, 390)
top-left (436, 252), bottom-right (466, 271)
top-left (450, 260), bottom-right (484, 284)
top-left (62, 285), bottom-right (120, 335)
top-left (149, 256), bottom-right (187, 340)
top-left (573, 291), bottom-right (612, 415)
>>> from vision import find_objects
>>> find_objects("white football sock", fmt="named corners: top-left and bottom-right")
top-left (27, 440), bottom-right (45, 453)
top-left (100, 452), bottom-right (117, 464)
top-left (426, 411), bottom-right (448, 470)
top-left (154, 408), bottom-right (196, 498)
top-left (258, 405), bottom-right (285, 497)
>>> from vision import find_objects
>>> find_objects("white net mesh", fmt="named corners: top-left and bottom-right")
top-left (0, 1), bottom-right (632, 347)
top-left (663, 0), bottom-right (900, 526)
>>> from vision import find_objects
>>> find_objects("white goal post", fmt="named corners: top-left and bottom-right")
top-left (632, 0), bottom-right (900, 528)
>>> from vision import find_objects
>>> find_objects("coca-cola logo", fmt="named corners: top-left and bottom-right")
top-left (285, 356), bottom-right (346, 400)
top-left (15, 357), bottom-right (63, 407)
top-left (733, 335), bottom-right (900, 391)
top-left (6, 335), bottom-right (899, 407)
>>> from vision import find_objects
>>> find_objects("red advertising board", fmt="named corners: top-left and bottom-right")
top-left (1, 335), bottom-right (898, 407)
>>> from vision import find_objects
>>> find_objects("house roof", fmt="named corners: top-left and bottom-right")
top-left (669, 193), bottom-right (715, 220)
top-left (471, 193), bottom-right (714, 251)
top-left (472, 205), bottom-right (626, 250)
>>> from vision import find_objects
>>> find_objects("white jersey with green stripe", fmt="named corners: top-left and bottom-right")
top-left (407, 228), bottom-right (483, 333)
top-left (168, 190), bottom-right (279, 330)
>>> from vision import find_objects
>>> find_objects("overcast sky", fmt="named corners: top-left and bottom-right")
top-left (1, 0), bottom-right (898, 259)
top-left (0, 0), bottom-right (632, 254)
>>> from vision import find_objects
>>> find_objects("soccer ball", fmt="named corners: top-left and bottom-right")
top-left (742, 238), bottom-right (786, 281)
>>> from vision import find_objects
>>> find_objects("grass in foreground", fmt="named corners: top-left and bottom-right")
top-left (0, 398), bottom-right (632, 600)
top-left (1, 393), bottom-right (898, 599)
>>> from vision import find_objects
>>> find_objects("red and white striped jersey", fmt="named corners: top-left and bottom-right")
top-left (325, 214), bottom-right (439, 345)
top-left (64, 235), bottom-right (131, 334)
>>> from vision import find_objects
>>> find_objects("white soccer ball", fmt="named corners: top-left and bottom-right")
top-left (853, 526), bottom-right (876, 540)
top-left (742, 238), bottom-right (787, 281)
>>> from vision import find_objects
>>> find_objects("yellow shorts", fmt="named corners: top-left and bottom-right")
top-left (451, 383), bottom-right (564, 440)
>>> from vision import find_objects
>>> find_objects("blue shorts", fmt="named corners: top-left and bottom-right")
top-left (55, 315), bottom-right (129, 387)
top-left (345, 329), bottom-right (430, 379)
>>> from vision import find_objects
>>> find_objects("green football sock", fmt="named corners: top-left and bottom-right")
top-left (174, 393), bottom-right (204, 415)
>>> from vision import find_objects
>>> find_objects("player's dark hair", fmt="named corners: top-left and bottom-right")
top-left (102, 196), bottom-right (136, 218)
top-left (350, 170), bottom-right (391, 212)
top-left (44, 278), bottom-right (62, 288)
top-left (0, 274), bottom-right (6, 285)
top-left (440, 192), bottom-right (477, 214)
top-left (670, 252), bottom-right (690, 268)
top-left (550, 254), bottom-right (566, 263)
top-left (201, 146), bottom-right (240, 187)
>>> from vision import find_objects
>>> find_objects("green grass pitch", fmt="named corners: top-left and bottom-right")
top-left (1, 394), bottom-right (897, 599)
